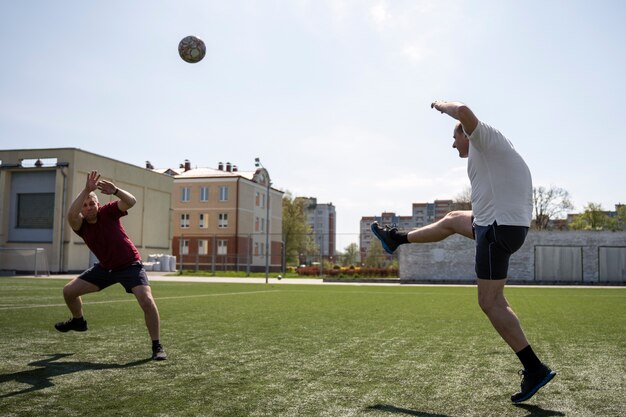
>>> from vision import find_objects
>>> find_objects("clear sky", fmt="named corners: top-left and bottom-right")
top-left (1, 1), bottom-right (624, 250)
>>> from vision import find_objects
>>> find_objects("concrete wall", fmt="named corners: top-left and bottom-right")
top-left (399, 230), bottom-right (626, 284)
top-left (0, 148), bottom-right (173, 273)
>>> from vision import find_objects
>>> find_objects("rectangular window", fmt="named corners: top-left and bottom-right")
top-left (180, 213), bottom-right (190, 228)
top-left (219, 186), bottom-right (229, 201)
top-left (17, 193), bottom-right (54, 228)
top-left (261, 193), bottom-right (266, 208)
top-left (218, 213), bottom-right (228, 228)
top-left (255, 191), bottom-right (260, 207)
top-left (200, 187), bottom-right (209, 202)
top-left (260, 243), bottom-right (265, 256)
top-left (199, 213), bottom-right (207, 228)
top-left (255, 217), bottom-right (259, 232)
top-left (181, 187), bottom-right (190, 202)
top-left (254, 242), bottom-right (259, 256)
top-left (198, 239), bottom-right (208, 255)
top-left (261, 218), bottom-right (266, 232)
top-left (217, 240), bottom-right (227, 256)
top-left (180, 239), bottom-right (189, 255)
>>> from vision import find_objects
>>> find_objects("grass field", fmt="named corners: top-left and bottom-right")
top-left (1, 278), bottom-right (625, 417)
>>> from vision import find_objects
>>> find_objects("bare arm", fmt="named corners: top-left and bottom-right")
top-left (431, 100), bottom-right (479, 135)
top-left (97, 179), bottom-right (137, 212)
top-left (67, 171), bottom-right (99, 231)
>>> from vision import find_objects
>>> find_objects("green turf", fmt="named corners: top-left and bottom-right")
top-left (1, 278), bottom-right (625, 417)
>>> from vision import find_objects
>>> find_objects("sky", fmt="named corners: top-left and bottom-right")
top-left (1, 0), bottom-right (625, 250)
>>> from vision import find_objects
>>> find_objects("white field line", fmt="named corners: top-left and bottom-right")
top-left (0, 289), bottom-right (281, 311)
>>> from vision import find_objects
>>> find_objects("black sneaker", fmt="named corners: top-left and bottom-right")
top-left (54, 317), bottom-right (88, 332)
top-left (511, 364), bottom-right (556, 403)
top-left (152, 345), bottom-right (167, 361)
top-left (371, 222), bottom-right (400, 254)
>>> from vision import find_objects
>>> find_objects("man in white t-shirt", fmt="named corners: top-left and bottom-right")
top-left (371, 101), bottom-right (555, 403)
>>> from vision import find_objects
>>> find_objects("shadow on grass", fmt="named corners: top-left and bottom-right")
top-left (513, 404), bottom-right (566, 417)
top-left (0, 353), bottom-right (152, 398)
top-left (366, 404), bottom-right (451, 417)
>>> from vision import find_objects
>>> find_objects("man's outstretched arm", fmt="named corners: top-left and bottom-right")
top-left (431, 100), bottom-right (479, 135)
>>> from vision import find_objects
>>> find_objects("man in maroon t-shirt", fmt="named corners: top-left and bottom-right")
top-left (55, 170), bottom-right (166, 360)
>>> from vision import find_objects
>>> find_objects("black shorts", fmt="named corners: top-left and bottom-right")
top-left (473, 221), bottom-right (528, 280)
top-left (78, 262), bottom-right (149, 294)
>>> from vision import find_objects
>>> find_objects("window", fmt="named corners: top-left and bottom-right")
top-left (180, 213), bottom-right (190, 228)
top-left (198, 240), bottom-right (208, 255)
top-left (218, 213), bottom-right (228, 228)
top-left (261, 193), bottom-right (266, 208)
top-left (200, 186), bottom-right (209, 202)
top-left (261, 218), bottom-right (265, 232)
top-left (255, 217), bottom-right (259, 232)
top-left (199, 213), bottom-right (207, 228)
top-left (254, 242), bottom-right (259, 256)
top-left (260, 243), bottom-right (265, 256)
top-left (180, 239), bottom-right (189, 255)
top-left (17, 193), bottom-right (54, 229)
top-left (217, 240), bottom-right (227, 256)
top-left (181, 187), bottom-right (190, 202)
top-left (219, 186), bottom-right (229, 201)
top-left (255, 191), bottom-right (260, 207)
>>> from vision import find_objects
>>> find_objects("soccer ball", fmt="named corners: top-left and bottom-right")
top-left (178, 36), bottom-right (206, 64)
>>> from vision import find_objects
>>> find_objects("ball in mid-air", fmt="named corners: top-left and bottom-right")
top-left (178, 36), bottom-right (206, 64)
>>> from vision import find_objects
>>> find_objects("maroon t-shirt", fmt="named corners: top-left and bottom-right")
top-left (75, 202), bottom-right (141, 270)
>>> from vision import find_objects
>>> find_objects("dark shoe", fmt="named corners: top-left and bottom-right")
top-left (152, 345), bottom-right (167, 361)
top-left (371, 222), bottom-right (400, 254)
top-left (55, 317), bottom-right (88, 332)
top-left (511, 364), bottom-right (556, 403)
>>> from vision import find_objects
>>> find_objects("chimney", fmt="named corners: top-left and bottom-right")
top-left (226, 162), bottom-right (232, 172)
top-left (146, 161), bottom-right (154, 170)
top-left (218, 162), bottom-right (224, 171)
top-left (232, 165), bottom-right (238, 172)
top-left (184, 159), bottom-right (191, 171)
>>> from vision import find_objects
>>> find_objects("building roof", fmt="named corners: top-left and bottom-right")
top-left (174, 167), bottom-right (255, 181)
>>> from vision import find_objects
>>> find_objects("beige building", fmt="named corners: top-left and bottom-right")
top-left (164, 160), bottom-right (284, 272)
top-left (0, 148), bottom-right (173, 273)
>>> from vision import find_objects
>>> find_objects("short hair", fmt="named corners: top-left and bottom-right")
top-left (454, 122), bottom-right (465, 136)
top-left (84, 192), bottom-right (99, 203)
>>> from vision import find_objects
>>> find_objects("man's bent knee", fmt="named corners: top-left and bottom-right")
top-left (477, 278), bottom-right (507, 314)
top-left (63, 278), bottom-right (98, 299)
top-left (133, 286), bottom-right (157, 310)
top-left (442, 211), bottom-right (473, 239)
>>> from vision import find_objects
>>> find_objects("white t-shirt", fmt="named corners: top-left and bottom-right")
top-left (467, 121), bottom-right (533, 227)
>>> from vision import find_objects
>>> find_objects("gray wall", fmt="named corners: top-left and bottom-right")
top-left (399, 231), bottom-right (626, 283)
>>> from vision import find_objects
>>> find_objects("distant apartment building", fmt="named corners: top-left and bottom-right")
top-left (297, 197), bottom-right (336, 261)
top-left (360, 199), bottom-right (453, 259)
top-left (159, 160), bottom-right (284, 272)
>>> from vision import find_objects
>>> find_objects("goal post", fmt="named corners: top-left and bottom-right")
top-left (0, 247), bottom-right (51, 277)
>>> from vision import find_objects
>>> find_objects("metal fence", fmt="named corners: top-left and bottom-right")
top-left (174, 233), bottom-right (373, 274)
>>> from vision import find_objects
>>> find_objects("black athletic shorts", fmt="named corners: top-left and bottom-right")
top-left (78, 262), bottom-right (149, 293)
top-left (473, 221), bottom-right (528, 280)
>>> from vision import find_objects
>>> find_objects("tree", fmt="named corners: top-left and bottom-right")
top-left (364, 240), bottom-right (387, 268)
top-left (340, 242), bottom-right (360, 267)
top-left (617, 205), bottom-right (626, 231)
top-left (532, 185), bottom-right (574, 230)
top-left (569, 203), bottom-right (612, 230)
top-left (282, 192), bottom-right (316, 265)
top-left (453, 186), bottom-right (472, 211)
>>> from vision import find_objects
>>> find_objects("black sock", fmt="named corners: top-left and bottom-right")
top-left (516, 345), bottom-right (542, 372)
top-left (392, 230), bottom-right (409, 244)
top-left (73, 317), bottom-right (85, 322)
top-left (152, 340), bottom-right (161, 350)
